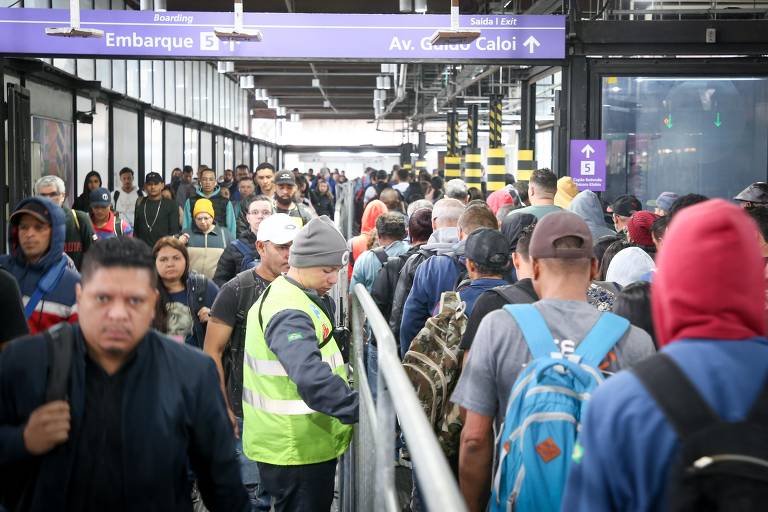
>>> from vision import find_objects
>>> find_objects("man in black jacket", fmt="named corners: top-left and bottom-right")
top-left (133, 172), bottom-right (180, 249)
top-left (213, 195), bottom-right (272, 286)
top-left (0, 237), bottom-right (248, 512)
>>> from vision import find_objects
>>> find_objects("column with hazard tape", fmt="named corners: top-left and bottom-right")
top-left (516, 149), bottom-right (536, 182)
top-left (463, 104), bottom-right (482, 191)
top-left (445, 110), bottom-right (461, 180)
top-left (486, 95), bottom-right (506, 191)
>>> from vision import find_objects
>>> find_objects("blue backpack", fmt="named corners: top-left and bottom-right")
top-left (490, 304), bottom-right (629, 512)
top-left (232, 239), bottom-right (258, 272)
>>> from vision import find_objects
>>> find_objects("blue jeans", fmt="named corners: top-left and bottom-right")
top-left (236, 417), bottom-right (272, 510)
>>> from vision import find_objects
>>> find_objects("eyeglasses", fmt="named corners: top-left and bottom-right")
top-left (39, 192), bottom-right (61, 198)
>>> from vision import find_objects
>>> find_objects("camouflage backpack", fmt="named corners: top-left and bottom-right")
top-left (403, 291), bottom-right (466, 457)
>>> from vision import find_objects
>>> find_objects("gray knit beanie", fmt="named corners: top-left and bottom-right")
top-left (289, 215), bottom-right (350, 268)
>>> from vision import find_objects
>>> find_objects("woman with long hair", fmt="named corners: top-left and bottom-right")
top-left (311, 177), bottom-right (335, 218)
top-left (72, 171), bottom-right (103, 212)
top-left (153, 236), bottom-right (219, 347)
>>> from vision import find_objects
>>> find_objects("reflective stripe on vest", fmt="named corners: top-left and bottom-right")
top-left (242, 387), bottom-right (315, 416)
top-left (244, 351), bottom-right (345, 378)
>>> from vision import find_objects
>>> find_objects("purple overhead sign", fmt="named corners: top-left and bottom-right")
top-left (0, 9), bottom-right (565, 60)
top-left (569, 140), bottom-right (607, 192)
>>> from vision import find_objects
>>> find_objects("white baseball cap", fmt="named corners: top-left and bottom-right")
top-left (257, 213), bottom-right (300, 245)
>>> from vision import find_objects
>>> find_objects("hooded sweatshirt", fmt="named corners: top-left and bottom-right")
top-left (182, 186), bottom-right (237, 239)
top-left (348, 200), bottom-right (388, 279)
top-left (0, 198), bottom-right (80, 335)
top-left (569, 190), bottom-right (616, 241)
top-left (562, 200), bottom-right (768, 512)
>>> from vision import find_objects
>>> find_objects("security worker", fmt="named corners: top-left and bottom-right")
top-left (242, 215), bottom-right (358, 512)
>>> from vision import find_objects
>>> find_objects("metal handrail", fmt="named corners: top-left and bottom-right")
top-left (348, 283), bottom-right (468, 512)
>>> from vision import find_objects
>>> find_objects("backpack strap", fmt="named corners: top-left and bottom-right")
top-left (71, 208), bottom-right (80, 230)
top-left (373, 247), bottom-right (389, 266)
top-left (25, 257), bottom-right (68, 319)
top-left (574, 312), bottom-right (630, 368)
top-left (235, 270), bottom-right (258, 323)
top-left (113, 190), bottom-right (120, 205)
top-left (231, 239), bottom-right (253, 258)
top-left (632, 353), bottom-right (721, 438)
top-left (187, 272), bottom-right (208, 312)
top-left (114, 216), bottom-right (123, 238)
top-left (503, 304), bottom-right (558, 359)
top-left (44, 323), bottom-right (74, 402)
top-left (493, 283), bottom-right (538, 304)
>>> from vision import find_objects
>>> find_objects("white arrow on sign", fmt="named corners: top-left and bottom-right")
top-left (523, 36), bottom-right (540, 54)
top-left (581, 144), bottom-right (595, 158)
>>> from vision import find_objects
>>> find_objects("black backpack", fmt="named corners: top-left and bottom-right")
top-left (633, 353), bottom-right (768, 512)
top-left (223, 270), bottom-right (265, 418)
top-left (186, 272), bottom-right (208, 348)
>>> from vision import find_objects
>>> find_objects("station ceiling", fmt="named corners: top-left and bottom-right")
top-left (160, 0), bottom-right (533, 122)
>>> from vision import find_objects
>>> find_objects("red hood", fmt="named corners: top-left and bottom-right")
top-left (652, 199), bottom-right (766, 346)
top-left (361, 200), bottom-right (388, 234)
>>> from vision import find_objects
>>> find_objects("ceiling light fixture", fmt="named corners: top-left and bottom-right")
top-left (415, 0), bottom-right (428, 13)
top-left (215, 0), bottom-right (263, 42)
top-left (217, 61), bottom-right (235, 73)
top-left (429, 0), bottom-right (480, 46)
top-left (239, 75), bottom-right (255, 89)
top-left (46, 0), bottom-right (103, 38)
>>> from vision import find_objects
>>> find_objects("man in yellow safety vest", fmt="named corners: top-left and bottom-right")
top-left (242, 215), bottom-right (358, 512)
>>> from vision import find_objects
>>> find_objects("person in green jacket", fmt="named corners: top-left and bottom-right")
top-left (242, 215), bottom-right (358, 512)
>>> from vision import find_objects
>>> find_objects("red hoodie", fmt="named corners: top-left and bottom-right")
top-left (652, 199), bottom-right (766, 347)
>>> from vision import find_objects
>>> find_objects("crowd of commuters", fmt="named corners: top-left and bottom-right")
top-left (0, 159), bottom-right (766, 512)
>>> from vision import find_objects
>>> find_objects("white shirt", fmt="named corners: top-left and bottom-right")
top-left (113, 187), bottom-right (141, 226)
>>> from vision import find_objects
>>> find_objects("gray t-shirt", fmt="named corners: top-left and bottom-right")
top-left (451, 299), bottom-right (655, 429)
top-left (507, 204), bottom-right (562, 220)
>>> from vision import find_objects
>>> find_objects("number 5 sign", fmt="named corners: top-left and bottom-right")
top-left (570, 140), bottom-right (606, 191)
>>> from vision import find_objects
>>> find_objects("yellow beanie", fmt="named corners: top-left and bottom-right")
top-left (554, 176), bottom-right (579, 209)
top-left (193, 198), bottom-right (215, 219)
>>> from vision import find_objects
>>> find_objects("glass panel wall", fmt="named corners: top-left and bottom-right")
top-left (200, 130), bottom-right (213, 169)
top-left (184, 126), bottom-right (199, 170)
top-left (165, 121), bottom-right (184, 172)
top-left (601, 76), bottom-right (768, 204)
top-left (92, 102), bottom-right (109, 179)
top-left (113, 108), bottom-right (138, 181)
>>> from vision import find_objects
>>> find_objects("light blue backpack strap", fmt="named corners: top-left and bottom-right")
top-left (575, 312), bottom-right (630, 368)
top-left (503, 304), bottom-right (557, 359)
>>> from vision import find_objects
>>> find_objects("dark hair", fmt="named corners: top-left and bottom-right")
top-left (613, 282), bottom-right (656, 347)
top-left (183, 165), bottom-right (194, 174)
top-left (397, 168), bottom-right (410, 181)
top-left (161, 184), bottom-right (175, 200)
top-left (473, 261), bottom-right (508, 277)
top-left (255, 162), bottom-right (275, 173)
top-left (505, 174), bottom-right (517, 186)
top-left (82, 170), bottom-right (102, 189)
top-left (236, 164), bottom-right (250, 172)
top-left (651, 215), bottom-right (670, 243)
top-left (593, 235), bottom-right (621, 270)
top-left (238, 175), bottom-right (255, 185)
top-left (530, 169), bottom-right (557, 195)
top-left (467, 188), bottom-right (484, 202)
top-left (81, 237), bottom-right (156, 287)
top-left (242, 194), bottom-right (272, 213)
top-left (430, 176), bottom-right (444, 191)
top-left (496, 204), bottom-right (517, 224)
top-left (200, 168), bottom-right (216, 179)
top-left (119, 167), bottom-right (134, 177)
top-left (375, 212), bottom-right (407, 240)
top-left (515, 181), bottom-right (529, 204)
top-left (599, 240), bottom-right (632, 281)
top-left (516, 224), bottom-right (536, 259)
top-left (668, 193), bottom-right (708, 218)
top-left (746, 206), bottom-right (768, 241)
top-left (467, 199), bottom-right (489, 208)
top-left (408, 207), bottom-right (434, 243)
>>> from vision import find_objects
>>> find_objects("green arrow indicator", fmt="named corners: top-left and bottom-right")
top-left (714, 112), bottom-right (722, 128)
top-left (664, 114), bottom-right (673, 129)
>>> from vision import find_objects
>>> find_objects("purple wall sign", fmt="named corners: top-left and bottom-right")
top-left (569, 140), bottom-right (607, 192)
top-left (0, 9), bottom-right (565, 60)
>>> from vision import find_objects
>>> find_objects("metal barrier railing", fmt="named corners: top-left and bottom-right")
top-left (338, 283), bottom-right (467, 512)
